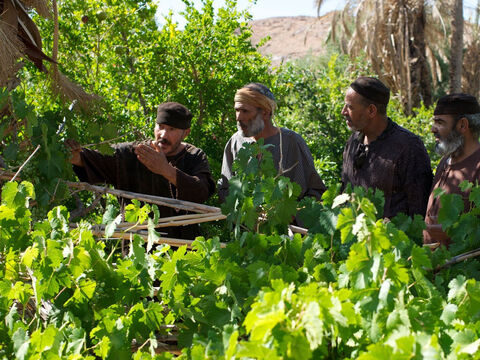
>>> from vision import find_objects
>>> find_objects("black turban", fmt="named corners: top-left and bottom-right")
top-left (156, 102), bottom-right (192, 129)
top-left (350, 76), bottom-right (390, 105)
top-left (434, 93), bottom-right (480, 115)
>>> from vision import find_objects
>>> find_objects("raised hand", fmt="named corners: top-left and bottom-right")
top-left (134, 141), bottom-right (177, 184)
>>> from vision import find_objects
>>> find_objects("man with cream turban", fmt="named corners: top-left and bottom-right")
top-left (218, 82), bottom-right (326, 202)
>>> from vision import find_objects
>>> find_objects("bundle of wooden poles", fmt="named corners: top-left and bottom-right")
top-left (65, 181), bottom-right (227, 249)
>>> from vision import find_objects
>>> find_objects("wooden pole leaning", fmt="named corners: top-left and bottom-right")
top-left (65, 181), bottom-right (221, 214)
top-left (83, 227), bottom-right (227, 249)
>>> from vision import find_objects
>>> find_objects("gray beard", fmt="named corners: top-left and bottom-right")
top-left (435, 129), bottom-right (465, 158)
top-left (238, 113), bottom-right (265, 137)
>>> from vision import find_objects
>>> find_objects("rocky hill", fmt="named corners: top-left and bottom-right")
top-left (249, 12), bottom-right (334, 66)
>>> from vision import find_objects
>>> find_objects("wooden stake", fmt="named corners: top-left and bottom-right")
top-left (65, 181), bottom-right (221, 214)
top-left (86, 228), bottom-right (227, 249)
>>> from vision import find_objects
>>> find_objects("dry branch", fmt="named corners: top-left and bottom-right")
top-left (116, 213), bottom-right (226, 230)
top-left (435, 247), bottom-right (480, 272)
top-left (85, 227), bottom-right (227, 249)
top-left (65, 181), bottom-right (221, 214)
top-left (288, 225), bottom-right (308, 235)
top-left (0, 171), bottom-right (19, 181)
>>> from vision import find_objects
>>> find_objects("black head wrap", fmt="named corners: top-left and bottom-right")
top-left (434, 93), bottom-right (480, 115)
top-left (350, 76), bottom-right (390, 105)
top-left (156, 102), bottom-right (192, 129)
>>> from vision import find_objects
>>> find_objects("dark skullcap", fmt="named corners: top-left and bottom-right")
top-left (434, 93), bottom-right (480, 115)
top-left (156, 102), bottom-right (192, 129)
top-left (350, 76), bottom-right (390, 105)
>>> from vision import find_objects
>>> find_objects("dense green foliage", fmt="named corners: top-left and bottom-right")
top-left (1, 1), bottom-right (479, 358)
top-left (26, 0), bottom-right (273, 177)
top-left (0, 146), bottom-right (479, 358)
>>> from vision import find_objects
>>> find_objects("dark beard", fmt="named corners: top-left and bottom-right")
top-left (435, 129), bottom-right (464, 158)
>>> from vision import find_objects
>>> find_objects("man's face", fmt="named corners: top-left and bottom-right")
top-left (341, 88), bottom-right (371, 132)
top-left (234, 101), bottom-right (265, 137)
top-left (154, 123), bottom-right (190, 157)
top-left (432, 114), bottom-right (464, 157)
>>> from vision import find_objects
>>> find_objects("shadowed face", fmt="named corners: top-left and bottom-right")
top-left (431, 114), bottom-right (464, 157)
top-left (341, 88), bottom-right (371, 132)
top-left (154, 123), bottom-right (190, 156)
top-left (234, 101), bottom-right (265, 137)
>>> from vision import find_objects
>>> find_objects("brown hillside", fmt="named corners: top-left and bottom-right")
top-left (249, 12), bottom-right (334, 66)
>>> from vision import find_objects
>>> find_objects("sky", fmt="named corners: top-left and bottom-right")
top-left (154, 0), bottom-right (480, 27)
top-left (154, 0), bottom-right (343, 27)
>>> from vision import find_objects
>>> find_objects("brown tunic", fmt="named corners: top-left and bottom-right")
top-left (73, 142), bottom-right (215, 239)
top-left (342, 119), bottom-right (433, 219)
top-left (423, 147), bottom-right (480, 246)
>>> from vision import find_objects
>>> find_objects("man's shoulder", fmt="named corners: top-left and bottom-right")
top-left (386, 122), bottom-right (426, 151)
top-left (184, 143), bottom-right (208, 158)
top-left (225, 131), bottom-right (254, 152)
top-left (279, 127), bottom-right (307, 143)
top-left (390, 122), bottom-right (422, 141)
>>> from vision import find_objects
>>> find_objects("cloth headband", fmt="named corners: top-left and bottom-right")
top-left (234, 87), bottom-right (276, 114)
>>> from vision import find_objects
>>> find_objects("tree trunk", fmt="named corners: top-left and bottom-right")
top-left (409, 2), bottom-right (432, 108)
top-left (449, 0), bottom-right (464, 93)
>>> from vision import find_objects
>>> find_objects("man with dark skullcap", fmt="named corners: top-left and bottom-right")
top-left (341, 76), bottom-right (433, 218)
top-left (66, 102), bottom-right (215, 239)
top-left (218, 82), bottom-right (326, 202)
top-left (424, 94), bottom-right (480, 247)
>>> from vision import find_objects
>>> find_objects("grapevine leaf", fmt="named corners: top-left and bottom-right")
top-left (440, 303), bottom-right (457, 325)
top-left (437, 193), bottom-right (464, 229)
top-left (12, 328), bottom-right (30, 360)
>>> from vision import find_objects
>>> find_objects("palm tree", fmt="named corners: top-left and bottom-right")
top-left (449, 0), bottom-right (464, 92)
top-left (316, 0), bottom-right (438, 114)
top-left (462, 0), bottom-right (480, 98)
top-left (316, 0), bottom-right (480, 114)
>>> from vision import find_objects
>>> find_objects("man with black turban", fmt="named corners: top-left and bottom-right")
top-left (341, 76), bottom-right (433, 219)
top-left (424, 94), bottom-right (480, 247)
top-left (218, 82), bottom-right (326, 202)
top-left (66, 102), bottom-right (215, 239)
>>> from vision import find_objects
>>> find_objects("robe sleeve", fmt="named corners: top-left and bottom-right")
top-left (296, 137), bottom-right (326, 200)
top-left (73, 148), bottom-right (118, 186)
top-left (398, 138), bottom-right (433, 217)
top-left (175, 149), bottom-right (215, 204)
top-left (283, 131), bottom-right (326, 201)
top-left (218, 137), bottom-right (235, 203)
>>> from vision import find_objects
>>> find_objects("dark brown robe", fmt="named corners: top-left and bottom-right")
top-left (423, 147), bottom-right (480, 247)
top-left (342, 119), bottom-right (433, 219)
top-left (73, 142), bottom-right (215, 239)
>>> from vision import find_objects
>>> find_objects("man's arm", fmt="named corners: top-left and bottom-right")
top-left (402, 139), bottom-right (433, 217)
top-left (218, 138), bottom-right (235, 203)
top-left (65, 139), bottom-right (118, 185)
top-left (176, 149), bottom-right (215, 204)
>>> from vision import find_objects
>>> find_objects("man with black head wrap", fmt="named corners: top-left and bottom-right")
top-left (424, 94), bottom-right (480, 247)
top-left (218, 82), bottom-right (326, 202)
top-left (341, 76), bottom-right (433, 219)
top-left (66, 102), bottom-right (215, 239)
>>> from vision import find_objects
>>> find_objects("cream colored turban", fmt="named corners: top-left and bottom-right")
top-left (234, 85), bottom-right (277, 116)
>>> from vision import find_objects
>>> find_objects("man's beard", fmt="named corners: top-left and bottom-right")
top-left (238, 113), bottom-right (265, 137)
top-left (435, 129), bottom-right (465, 158)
